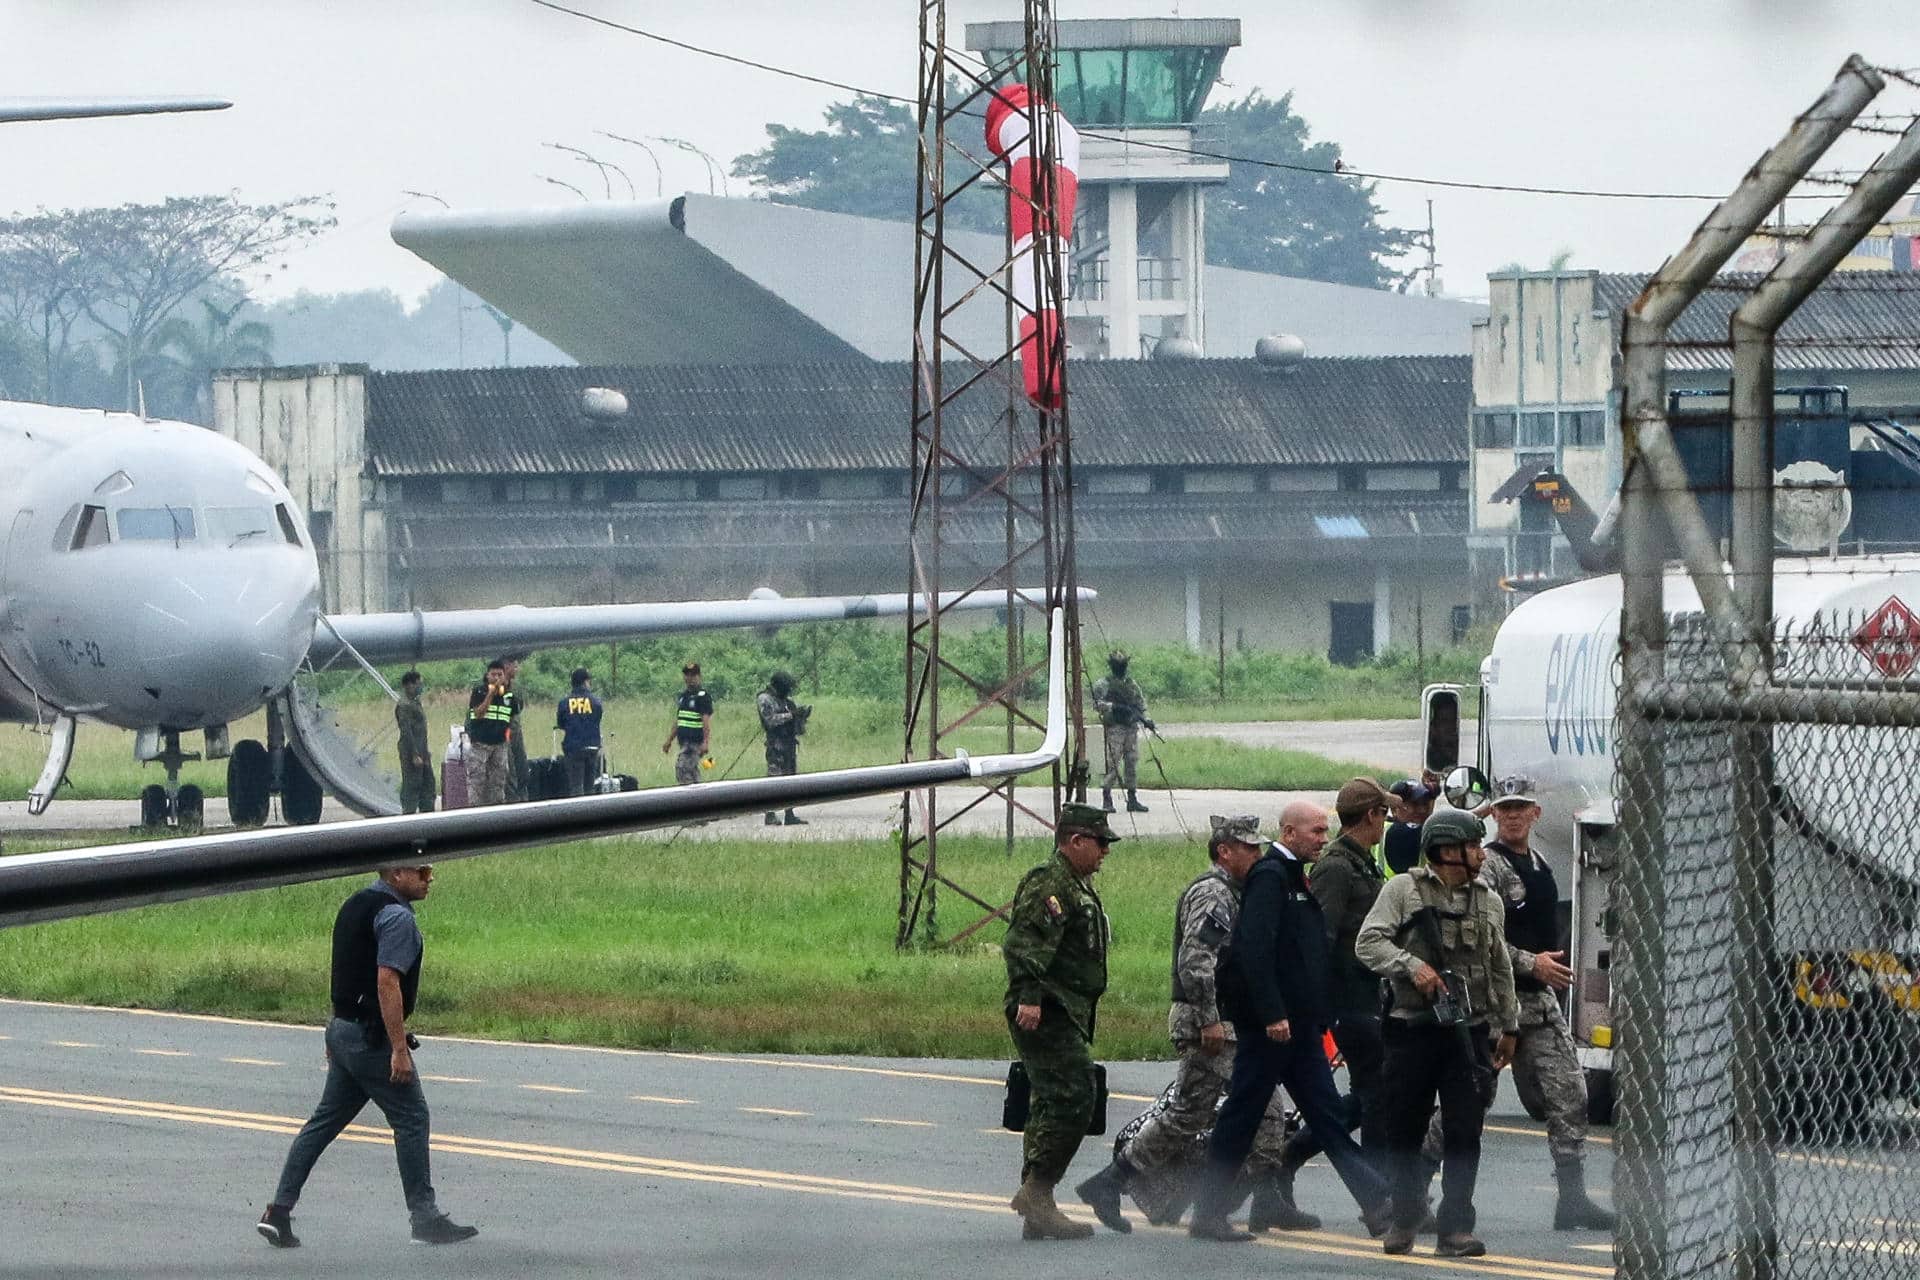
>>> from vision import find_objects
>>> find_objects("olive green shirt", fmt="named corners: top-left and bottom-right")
top-left (1003, 851), bottom-right (1109, 1039)
top-left (395, 693), bottom-right (429, 766)
top-left (1355, 865), bottom-right (1519, 1035)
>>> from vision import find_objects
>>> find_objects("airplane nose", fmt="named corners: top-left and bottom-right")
top-left (135, 571), bottom-right (313, 722)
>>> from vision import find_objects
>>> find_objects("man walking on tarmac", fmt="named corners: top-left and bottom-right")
top-left (1091, 649), bottom-right (1153, 814)
top-left (1073, 816), bottom-right (1301, 1234)
top-left (1357, 809), bottom-right (1517, 1258)
top-left (1002, 804), bottom-right (1117, 1242)
top-left (1473, 776), bottom-right (1616, 1232)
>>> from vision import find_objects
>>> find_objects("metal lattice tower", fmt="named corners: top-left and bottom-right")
top-left (898, 0), bottom-right (1086, 949)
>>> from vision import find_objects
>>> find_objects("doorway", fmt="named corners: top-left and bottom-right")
top-left (1329, 601), bottom-right (1374, 666)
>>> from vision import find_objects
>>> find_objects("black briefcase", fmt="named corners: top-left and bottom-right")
top-left (1002, 1061), bottom-right (1109, 1135)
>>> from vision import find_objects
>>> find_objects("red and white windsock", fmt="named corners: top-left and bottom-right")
top-left (985, 84), bottom-right (1080, 411)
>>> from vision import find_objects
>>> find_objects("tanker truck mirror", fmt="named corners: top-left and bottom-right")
top-left (1421, 684), bottom-right (1462, 772)
top-left (1444, 764), bottom-right (1490, 811)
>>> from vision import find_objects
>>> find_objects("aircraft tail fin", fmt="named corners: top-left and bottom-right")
top-left (1518, 470), bottom-right (1620, 573)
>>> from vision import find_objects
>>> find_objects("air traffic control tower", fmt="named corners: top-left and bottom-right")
top-left (966, 18), bottom-right (1239, 360)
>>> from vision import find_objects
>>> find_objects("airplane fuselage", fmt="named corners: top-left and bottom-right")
top-left (0, 402), bottom-right (321, 732)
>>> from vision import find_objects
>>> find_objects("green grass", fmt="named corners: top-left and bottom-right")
top-left (0, 695), bottom-right (1387, 802)
top-left (0, 834), bottom-right (1223, 1060)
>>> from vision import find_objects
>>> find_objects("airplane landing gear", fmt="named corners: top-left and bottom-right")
top-left (136, 728), bottom-right (202, 831)
top-left (227, 740), bottom-right (272, 828)
top-left (282, 750), bottom-right (323, 826)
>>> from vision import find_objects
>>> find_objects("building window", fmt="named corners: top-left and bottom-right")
top-left (1085, 471), bottom-right (1153, 496)
top-left (1365, 467), bottom-right (1441, 491)
top-left (441, 478), bottom-right (486, 503)
top-left (819, 473), bottom-right (894, 499)
top-left (1563, 410), bottom-right (1606, 447)
top-left (606, 477), bottom-right (637, 502)
top-left (715, 476), bottom-right (768, 501)
top-left (501, 478), bottom-right (563, 502)
top-left (1338, 467), bottom-right (1366, 492)
top-left (1267, 468), bottom-right (1339, 492)
top-left (1182, 469), bottom-right (1257, 494)
top-left (631, 477), bottom-right (695, 501)
top-left (1518, 412), bottom-right (1555, 448)
top-left (779, 474), bottom-right (824, 499)
top-left (401, 478), bottom-right (443, 503)
top-left (574, 477), bottom-right (605, 502)
top-left (1474, 411), bottom-right (1516, 449)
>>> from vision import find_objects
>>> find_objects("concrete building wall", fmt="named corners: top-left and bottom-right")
top-left (212, 365), bottom-right (385, 614)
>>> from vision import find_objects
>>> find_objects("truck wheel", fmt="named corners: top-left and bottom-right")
top-left (1585, 1068), bottom-right (1615, 1126)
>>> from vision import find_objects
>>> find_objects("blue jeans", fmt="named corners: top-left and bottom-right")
top-left (271, 1018), bottom-right (438, 1225)
top-left (1199, 1022), bottom-right (1388, 1217)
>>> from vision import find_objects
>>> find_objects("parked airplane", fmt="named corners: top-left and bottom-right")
top-left (1419, 521), bottom-right (1920, 1127)
top-left (0, 401), bottom-right (1065, 826)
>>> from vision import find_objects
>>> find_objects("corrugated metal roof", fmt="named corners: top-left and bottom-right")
top-left (365, 356), bottom-right (1470, 477)
top-left (388, 492), bottom-right (1464, 571)
top-left (1596, 272), bottom-right (1920, 371)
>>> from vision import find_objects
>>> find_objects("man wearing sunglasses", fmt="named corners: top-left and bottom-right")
top-left (1003, 803), bottom-right (1118, 1241)
top-left (257, 864), bottom-right (479, 1249)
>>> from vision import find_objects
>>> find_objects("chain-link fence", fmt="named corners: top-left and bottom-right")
top-left (1616, 608), bottom-right (1920, 1279)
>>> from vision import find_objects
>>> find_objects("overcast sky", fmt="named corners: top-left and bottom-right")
top-left (4, 0), bottom-right (1916, 307)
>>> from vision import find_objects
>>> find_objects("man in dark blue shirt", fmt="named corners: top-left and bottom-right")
top-left (257, 866), bottom-right (478, 1249)
top-left (556, 667), bottom-right (605, 796)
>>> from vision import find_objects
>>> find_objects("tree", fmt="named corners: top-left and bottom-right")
top-left (731, 90), bottom-right (999, 232)
top-left (55, 194), bottom-right (332, 410)
top-left (1199, 91), bottom-right (1411, 288)
top-left (150, 296), bottom-right (276, 423)
top-left (731, 88), bottom-right (1410, 288)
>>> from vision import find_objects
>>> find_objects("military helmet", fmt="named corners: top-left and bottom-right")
top-left (1419, 808), bottom-right (1485, 862)
top-left (769, 670), bottom-right (796, 696)
top-left (1108, 649), bottom-right (1130, 671)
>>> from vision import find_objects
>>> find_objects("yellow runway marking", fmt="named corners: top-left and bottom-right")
top-left (630, 1094), bottom-right (697, 1105)
top-left (862, 1118), bottom-right (935, 1128)
top-left (221, 1057), bottom-right (283, 1067)
top-left (0, 1084), bottom-right (1607, 1280)
top-left (1572, 1244), bottom-right (1614, 1253)
top-left (422, 1075), bottom-right (480, 1083)
top-left (739, 1106), bottom-right (810, 1117)
top-left (134, 1049), bottom-right (190, 1058)
top-left (978, 1127), bottom-right (1020, 1135)
top-left (49, 1041), bottom-right (97, 1048)
top-left (521, 1084), bottom-right (585, 1095)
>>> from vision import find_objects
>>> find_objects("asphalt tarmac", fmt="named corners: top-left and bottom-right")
top-left (0, 998), bottom-right (1617, 1280)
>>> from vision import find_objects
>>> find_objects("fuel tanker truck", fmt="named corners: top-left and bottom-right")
top-left (1419, 554), bottom-right (1920, 1129)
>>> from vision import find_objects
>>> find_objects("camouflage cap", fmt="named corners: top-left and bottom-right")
top-left (1420, 808), bottom-right (1485, 859)
top-left (1491, 775), bottom-right (1539, 807)
top-left (1209, 814), bottom-right (1271, 847)
top-left (1058, 802), bottom-right (1122, 842)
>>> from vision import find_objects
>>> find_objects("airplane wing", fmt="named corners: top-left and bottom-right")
top-left (0, 610), bottom-right (1067, 929)
top-left (313, 588), bottom-right (1090, 667)
top-left (0, 97), bottom-right (231, 124)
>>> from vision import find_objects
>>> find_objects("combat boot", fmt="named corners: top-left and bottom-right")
top-left (1248, 1165), bottom-right (1320, 1232)
top-left (1126, 790), bottom-right (1149, 813)
top-left (1553, 1163), bottom-right (1617, 1231)
top-left (1012, 1175), bottom-right (1093, 1241)
top-left (764, 812), bottom-right (780, 825)
top-left (1101, 788), bottom-right (1116, 813)
top-left (1072, 1157), bottom-right (1133, 1233)
top-left (783, 809), bottom-right (807, 825)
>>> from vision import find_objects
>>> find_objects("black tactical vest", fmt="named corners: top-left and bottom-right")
top-left (1488, 841), bottom-right (1559, 993)
top-left (330, 885), bottom-right (423, 1023)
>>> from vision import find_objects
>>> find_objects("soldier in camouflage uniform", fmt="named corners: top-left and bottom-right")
top-left (1090, 650), bottom-right (1153, 814)
top-left (1424, 777), bottom-right (1613, 1232)
top-left (394, 671), bottom-right (435, 814)
top-left (1075, 815), bottom-right (1301, 1235)
top-left (1003, 803), bottom-right (1117, 1241)
top-left (756, 671), bottom-right (811, 826)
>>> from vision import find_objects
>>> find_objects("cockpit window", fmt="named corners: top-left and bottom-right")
top-left (93, 471), bottom-right (134, 497)
top-left (116, 507), bottom-right (197, 542)
top-left (274, 503), bottom-right (303, 546)
top-left (206, 506), bottom-right (275, 547)
top-left (70, 505), bottom-right (110, 550)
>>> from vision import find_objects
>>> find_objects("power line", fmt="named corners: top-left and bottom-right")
top-left (524, 0), bottom-right (1920, 204)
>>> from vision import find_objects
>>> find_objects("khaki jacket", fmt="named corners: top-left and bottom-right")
top-left (1355, 865), bottom-right (1518, 1034)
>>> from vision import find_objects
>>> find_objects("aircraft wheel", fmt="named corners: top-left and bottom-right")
top-left (175, 784), bottom-right (205, 832)
top-left (226, 740), bottom-right (271, 827)
top-left (139, 785), bottom-right (169, 829)
top-left (283, 752), bottom-right (324, 827)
